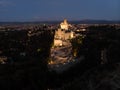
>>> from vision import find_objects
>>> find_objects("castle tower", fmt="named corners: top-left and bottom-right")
top-left (54, 19), bottom-right (73, 46)
top-left (60, 19), bottom-right (69, 30)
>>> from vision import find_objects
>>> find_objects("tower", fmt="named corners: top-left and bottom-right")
top-left (60, 19), bottom-right (69, 30)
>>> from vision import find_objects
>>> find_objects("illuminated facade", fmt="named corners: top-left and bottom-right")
top-left (60, 19), bottom-right (69, 30)
top-left (54, 19), bottom-right (74, 46)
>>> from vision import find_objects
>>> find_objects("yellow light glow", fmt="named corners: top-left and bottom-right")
top-left (48, 60), bottom-right (54, 65)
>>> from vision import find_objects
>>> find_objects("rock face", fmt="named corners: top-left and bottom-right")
top-left (61, 63), bottom-right (120, 90)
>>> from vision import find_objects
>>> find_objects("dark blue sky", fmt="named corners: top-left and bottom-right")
top-left (0, 0), bottom-right (120, 21)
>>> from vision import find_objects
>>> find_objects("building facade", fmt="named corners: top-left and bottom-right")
top-left (54, 19), bottom-right (74, 46)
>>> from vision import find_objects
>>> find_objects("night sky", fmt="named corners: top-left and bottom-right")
top-left (0, 0), bottom-right (120, 21)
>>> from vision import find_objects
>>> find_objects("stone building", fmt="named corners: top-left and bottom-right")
top-left (54, 19), bottom-right (74, 46)
top-left (60, 19), bottom-right (70, 30)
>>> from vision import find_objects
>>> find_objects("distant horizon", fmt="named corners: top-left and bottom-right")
top-left (0, 19), bottom-right (120, 25)
top-left (0, 19), bottom-right (120, 22)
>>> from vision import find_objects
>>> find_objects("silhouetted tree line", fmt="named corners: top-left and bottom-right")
top-left (0, 28), bottom-right (55, 90)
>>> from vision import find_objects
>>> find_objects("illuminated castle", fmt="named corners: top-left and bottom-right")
top-left (54, 19), bottom-right (74, 46)
top-left (60, 19), bottom-right (69, 30)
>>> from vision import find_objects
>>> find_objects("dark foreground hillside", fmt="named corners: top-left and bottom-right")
top-left (61, 63), bottom-right (120, 90)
